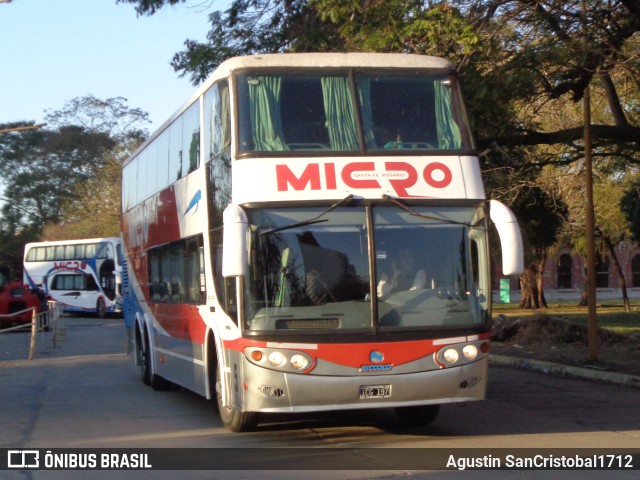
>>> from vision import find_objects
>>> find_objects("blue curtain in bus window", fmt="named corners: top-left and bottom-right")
top-left (434, 80), bottom-right (462, 149)
top-left (321, 77), bottom-right (359, 151)
top-left (356, 78), bottom-right (377, 149)
top-left (248, 76), bottom-right (288, 151)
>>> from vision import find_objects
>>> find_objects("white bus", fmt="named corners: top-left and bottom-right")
top-left (121, 53), bottom-right (523, 431)
top-left (23, 237), bottom-right (123, 318)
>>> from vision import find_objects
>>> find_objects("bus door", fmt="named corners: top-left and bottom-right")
top-left (98, 259), bottom-right (116, 301)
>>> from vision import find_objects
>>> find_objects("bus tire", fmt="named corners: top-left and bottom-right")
top-left (138, 328), bottom-right (152, 386)
top-left (96, 298), bottom-right (106, 319)
top-left (139, 328), bottom-right (171, 390)
top-left (395, 404), bottom-right (440, 427)
top-left (215, 364), bottom-right (257, 432)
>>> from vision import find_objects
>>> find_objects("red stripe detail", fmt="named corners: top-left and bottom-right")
top-left (223, 333), bottom-right (490, 368)
top-left (152, 303), bottom-right (206, 344)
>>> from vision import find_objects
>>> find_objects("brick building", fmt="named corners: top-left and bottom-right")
top-left (493, 242), bottom-right (640, 303)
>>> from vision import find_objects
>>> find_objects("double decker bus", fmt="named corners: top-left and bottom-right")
top-left (121, 53), bottom-right (523, 431)
top-left (23, 237), bottom-right (123, 318)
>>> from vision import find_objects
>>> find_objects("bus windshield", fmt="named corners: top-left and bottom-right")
top-left (244, 205), bottom-right (489, 334)
top-left (236, 71), bottom-right (475, 153)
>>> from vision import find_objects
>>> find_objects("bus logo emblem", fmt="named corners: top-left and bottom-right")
top-left (184, 189), bottom-right (202, 215)
top-left (370, 351), bottom-right (384, 363)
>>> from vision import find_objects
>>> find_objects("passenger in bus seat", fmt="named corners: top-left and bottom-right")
top-left (377, 248), bottom-right (426, 298)
top-left (304, 250), bottom-right (348, 305)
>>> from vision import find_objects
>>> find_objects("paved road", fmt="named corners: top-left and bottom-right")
top-left (1, 317), bottom-right (639, 479)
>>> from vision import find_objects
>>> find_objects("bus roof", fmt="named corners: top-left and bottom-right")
top-left (212, 52), bottom-right (454, 78)
top-left (23, 237), bottom-right (121, 249)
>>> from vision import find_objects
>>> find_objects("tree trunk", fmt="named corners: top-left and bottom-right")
top-left (606, 236), bottom-right (631, 312)
top-left (578, 285), bottom-right (589, 306)
top-left (519, 263), bottom-right (540, 309)
top-left (535, 252), bottom-right (548, 308)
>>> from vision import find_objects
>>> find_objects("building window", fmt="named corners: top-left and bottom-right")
top-left (632, 254), bottom-right (640, 288)
top-left (595, 255), bottom-right (610, 288)
top-left (557, 254), bottom-right (573, 289)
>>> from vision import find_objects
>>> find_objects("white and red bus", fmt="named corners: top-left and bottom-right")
top-left (121, 53), bottom-right (523, 431)
top-left (23, 237), bottom-right (123, 318)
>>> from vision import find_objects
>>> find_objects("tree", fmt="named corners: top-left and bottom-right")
top-left (510, 187), bottom-right (566, 308)
top-left (0, 122), bottom-right (115, 230)
top-left (621, 180), bottom-right (640, 243)
top-left (0, 96), bottom-right (149, 274)
top-left (41, 137), bottom-right (143, 240)
top-left (44, 94), bottom-right (150, 141)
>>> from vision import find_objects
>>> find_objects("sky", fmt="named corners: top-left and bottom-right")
top-left (0, 0), bottom-right (225, 134)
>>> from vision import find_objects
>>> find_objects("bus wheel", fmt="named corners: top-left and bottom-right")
top-left (395, 405), bottom-right (440, 427)
top-left (138, 331), bottom-right (152, 386)
top-left (139, 329), bottom-right (171, 390)
top-left (215, 365), bottom-right (257, 432)
top-left (96, 298), bottom-right (106, 319)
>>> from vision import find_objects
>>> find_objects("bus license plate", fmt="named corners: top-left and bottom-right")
top-left (359, 384), bottom-right (391, 399)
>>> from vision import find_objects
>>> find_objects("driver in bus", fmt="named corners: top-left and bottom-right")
top-left (376, 248), bottom-right (426, 298)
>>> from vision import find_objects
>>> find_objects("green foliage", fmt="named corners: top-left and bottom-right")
top-left (314, 1), bottom-right (479, 57)
top-left (0, 124), bottom-right (115, 230)
top-left (510, 186), bottom-right (566, 261)
top-left (0, 96), bottom-right (148, 272)
top-left (621, 181), bottom-right (640, 242)
top-left (44, 94), bottom-right (150, 140)
top-left (171, 1), bottom-right (343, 85)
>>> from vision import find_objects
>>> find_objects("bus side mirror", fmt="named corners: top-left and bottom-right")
top-left (222, 204), bottom-right (248, 277)
top-left (489, 199), bottom-right (524, 276)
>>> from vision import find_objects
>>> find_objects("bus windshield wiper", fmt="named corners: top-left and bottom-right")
top-left (260, 194), bottom-right (354, 236)
top-left (382, 194), bottom-right (471, 226)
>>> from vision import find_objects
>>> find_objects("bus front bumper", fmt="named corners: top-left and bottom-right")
top-left (242, 357), bottom-right (488, 413)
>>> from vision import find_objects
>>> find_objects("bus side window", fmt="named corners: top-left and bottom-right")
top-left (224, 278), bottom-right (237, 324)
top-left (210, 232), bottom-right (227, 310)
top-left (183, 102), bottom-right (200, 177)
top-left (170, 117), bottom-right (183, 182)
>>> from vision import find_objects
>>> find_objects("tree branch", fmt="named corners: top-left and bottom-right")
top-left (482, 124), bottom-right (640, 148)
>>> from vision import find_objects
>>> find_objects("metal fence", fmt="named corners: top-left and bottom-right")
top-left (0, 301), bottom-right (64, 359)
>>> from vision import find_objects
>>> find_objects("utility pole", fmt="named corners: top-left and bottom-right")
top-left (582, 0), bottom-right (598, 362)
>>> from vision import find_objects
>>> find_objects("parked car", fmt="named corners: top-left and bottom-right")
top-left (0, 268), bottom-right (44, 329)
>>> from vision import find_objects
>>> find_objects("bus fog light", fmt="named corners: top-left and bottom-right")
top-left (463, 345), bottom-right (478, 360)
top-left (290, 354), bottom-right (309, 370)
top-left (268, 351), bottom-right (286, 367)
top-left (443, 348), bottom-right (459, 364)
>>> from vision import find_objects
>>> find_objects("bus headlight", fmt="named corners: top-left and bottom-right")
top-left (245, 348), bottom-right (314, 373)
top-left (462, 344), bottom-right (478, 360)
top-left (268, 351), bottom-right (287, 367)
top-left (442, 348), bottom-right (459, 364)
top-left (290, 354), bottom-right (309, 370)
top-left (436, 341), bottom-right (487, 367)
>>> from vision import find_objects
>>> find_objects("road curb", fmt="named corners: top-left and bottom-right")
top-left (490, 354), bottom-right (640, 388)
